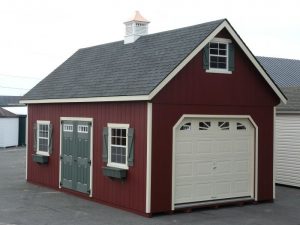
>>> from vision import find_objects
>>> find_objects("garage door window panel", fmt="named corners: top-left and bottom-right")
top-left (237, 122), bottom-right (246, 130)
top-left (218, 121), bottom-right (230, 130)
top-left (199, 122), bottom-right (211, 130)
top-left (180, 122), bottom-right (191, 131)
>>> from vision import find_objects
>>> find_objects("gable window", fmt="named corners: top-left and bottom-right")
top-left (102, 123), bottom-right (135, 170)
top-left (35, 120), bottom-right (52, 156)
top-left (203, 38), bottom-right (234, 74)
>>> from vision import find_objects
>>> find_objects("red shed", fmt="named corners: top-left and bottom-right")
top-left (21, 13), bottom-right (286, 216)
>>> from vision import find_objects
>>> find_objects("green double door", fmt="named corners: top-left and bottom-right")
top-left (61, 120), bottom-right (91, 195)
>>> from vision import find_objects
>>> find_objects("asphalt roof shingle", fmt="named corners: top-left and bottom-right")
top-left (0, 96), bottom-right (22, 107)
top-left (0, 107), bottom-right (17, 118)
top-left (276, 87), bottom-right (300, 112)
top-left (257, 57), bottom-right (300, 87)
top-left (22, 19), bottom-right (224, 100)
top-left (257, 57), bottom-right (300, 112)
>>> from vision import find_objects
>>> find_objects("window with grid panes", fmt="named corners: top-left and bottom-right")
top-left (108, 124), bottom-right (129, 169)
top-left (37, 121), bottom-right (50, 155)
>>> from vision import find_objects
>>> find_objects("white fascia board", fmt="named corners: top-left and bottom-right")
top-left (148, 20), bottom-right (287, 104)
top-left (20, 95), bottom-right (150, 104)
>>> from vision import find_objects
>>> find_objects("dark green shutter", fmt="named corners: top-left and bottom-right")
top-left (128, 128), bottom-right (134, 166)
top-left (33, 123), bottom-right (37, 152)
top-left (103, 127), bottom-right (108, 162)
top-left (203, 44), bottom-right (209, 70)
top-left (49, 123), bottom-right (53, 155)
top-left (228, 43), bottom-right (235, 71)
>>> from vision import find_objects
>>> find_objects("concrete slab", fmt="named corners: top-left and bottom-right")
top-left (0, 147), bottom-right (299, 225)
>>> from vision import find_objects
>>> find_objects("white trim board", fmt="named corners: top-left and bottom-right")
top-left (25, 115), bottom-right (28, 180)
top-left (20, 20), bottom-right (287, 105)
top-left (171, 114), bottom-right (259, 210)
top-left (146, 103), bottom-right (152, 213)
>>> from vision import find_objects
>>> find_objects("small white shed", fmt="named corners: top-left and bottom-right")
top-left (0, 107), bottom-right (19, 148)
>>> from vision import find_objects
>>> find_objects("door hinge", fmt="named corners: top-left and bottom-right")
top-left (60, 155), bottom-right (63, 160)
top-left (88, 160), bottom-right (91, 165)
top-left (87, 189), bottom-right (91, 194)
top-left (60, 181), bottom-right (62, 186)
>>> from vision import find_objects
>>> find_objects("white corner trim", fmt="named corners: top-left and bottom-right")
top-left (20, 95), bottom-right (149, 104)
top-left (146, 102), bottom-right (152, 213)
top-left (25, 115), bottom-right (28, 180)
top-left (171, 114), bottom-right (259, 210)
top-left (273, 107), bottom-right (276, 199)
top-left (148, 20), bottom-right (287, 104)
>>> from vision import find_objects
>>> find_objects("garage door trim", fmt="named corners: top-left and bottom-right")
top-left (171, 114), bottom-right (258, 210)
top-left (59, 117), bottom-right (94, 197)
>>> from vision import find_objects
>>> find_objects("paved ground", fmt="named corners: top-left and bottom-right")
top-left (0, 147), bottom-right (300, 225)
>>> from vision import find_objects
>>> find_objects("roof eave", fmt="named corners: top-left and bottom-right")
top-left (20, 95), bottom-right (150, 104)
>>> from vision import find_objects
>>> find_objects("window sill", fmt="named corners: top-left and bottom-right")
top-left (206, 69), bottom-right (232, 74)
top-left (32, 154), bottom-right (49, 164)
top-left (107, 162), bottom-right (129, 170)
top-left (103, 166), bottom-right (127, 179)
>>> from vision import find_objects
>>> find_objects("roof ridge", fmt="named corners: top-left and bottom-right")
top-left (80, 19), bottom-right (226, 51)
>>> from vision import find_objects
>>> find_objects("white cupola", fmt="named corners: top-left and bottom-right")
top-left (124, 11), bottom-right (150, 44)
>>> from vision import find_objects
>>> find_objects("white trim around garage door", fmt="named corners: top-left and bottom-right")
top-left (59, 117), bottom-right (94, 197)
top-left (171, 114), bottom-right (259, 210)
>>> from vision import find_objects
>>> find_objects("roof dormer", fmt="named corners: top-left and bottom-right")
top-left (124, 11), bottom-right (150, 44)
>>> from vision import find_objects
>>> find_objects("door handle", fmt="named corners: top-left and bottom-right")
top-left (74, 159), bottom-right (77, 162)
top-left (213, 166), bottom-right (216, 170)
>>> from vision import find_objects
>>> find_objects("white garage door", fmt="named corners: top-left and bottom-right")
top-left (174, 117), bottom-right (255, 205)
top-left (276, 115), bottom-right (300, 187)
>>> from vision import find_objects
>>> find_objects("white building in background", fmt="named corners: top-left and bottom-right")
top-left (0, 107), bottom-right (19, 148)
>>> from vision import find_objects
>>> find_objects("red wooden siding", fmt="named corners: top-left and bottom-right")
top-left (27, 102), bottom-right (148, 214)
top-left (150, 30), bottom-right (280, 213)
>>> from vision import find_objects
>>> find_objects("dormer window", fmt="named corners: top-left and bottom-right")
top-left (203, 38), bottom-right (235, 74)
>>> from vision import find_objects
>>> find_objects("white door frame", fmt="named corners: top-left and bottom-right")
top-left (171, 114), bottom-right (258, 210)
top-left (59, 117), bottom-right (93, 197)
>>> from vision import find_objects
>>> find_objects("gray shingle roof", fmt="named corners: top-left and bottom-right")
top-left (0, 107), bottom-right (17, 118)
top-left (23, 19), bottom-right (224, 100)
top-left (0, 96), bottom-right (23, 107)
top-left (257, 57), bottom-right (300, 112)
top-left (257, 57), bottom-right (300, 87)
top-left (277, 87), bottom-right (300, 112)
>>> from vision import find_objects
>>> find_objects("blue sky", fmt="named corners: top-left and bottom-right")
top-left (0, 0), bottom-right (299, 96)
